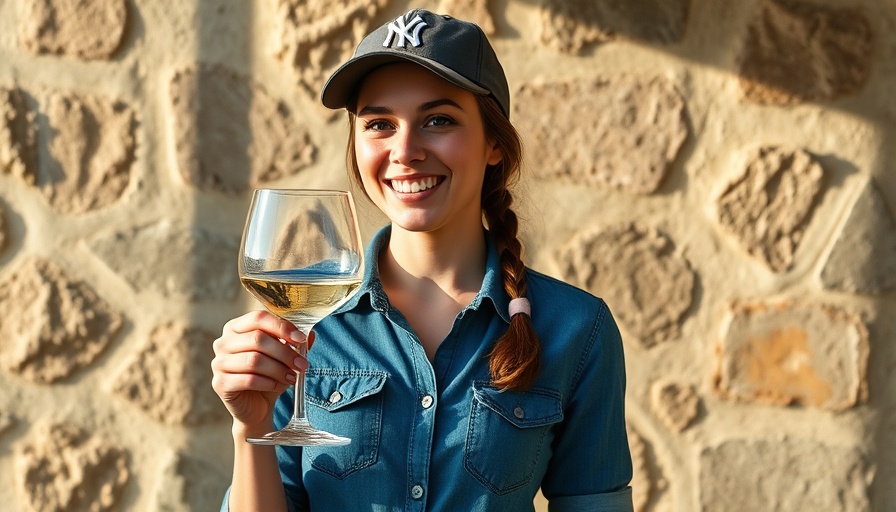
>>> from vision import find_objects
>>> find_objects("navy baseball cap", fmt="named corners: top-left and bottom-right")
top-left (321, 9), bottom-right (510, 118)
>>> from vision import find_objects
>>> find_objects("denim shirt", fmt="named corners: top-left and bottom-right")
top-left (222, 226), bottom-right (632, 512)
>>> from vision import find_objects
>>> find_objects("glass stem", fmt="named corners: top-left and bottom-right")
top-left (291, 327), bottom-right (311, 424)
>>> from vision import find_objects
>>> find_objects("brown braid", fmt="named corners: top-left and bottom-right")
top-left (476, 95), bottom-right (541, 391)
top-left (344, 93), bottom-right (541, 391)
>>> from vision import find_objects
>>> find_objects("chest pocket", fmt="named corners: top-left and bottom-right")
top-left (304, 369), bottom-right (388, 479)
top-left (464, 381), bottom-right (564, 495)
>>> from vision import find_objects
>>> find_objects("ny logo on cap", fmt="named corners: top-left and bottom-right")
top-left (383, 12), bottom-right (428, 48)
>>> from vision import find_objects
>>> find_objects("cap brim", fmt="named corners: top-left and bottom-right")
top-left (321, 52), bottom-right (490, 111)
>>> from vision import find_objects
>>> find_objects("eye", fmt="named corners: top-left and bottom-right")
top-left (424, 115), bottom-right (454, 128)
top-left (362, 119), bottom-right (394, 131)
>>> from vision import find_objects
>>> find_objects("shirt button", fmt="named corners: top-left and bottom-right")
top-left (328, 391), bottom-right (343, 404)
top-left (513, 406), bottom-right (525, 419)
top-left (421, 394), bottom-right (434, 409)
top-left (411, 485), bottom-right (424, 499)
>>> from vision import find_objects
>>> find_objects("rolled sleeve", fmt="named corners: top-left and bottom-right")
top-left (549, 487), bottom-right (634, 512)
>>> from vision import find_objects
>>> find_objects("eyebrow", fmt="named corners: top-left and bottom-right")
top-left (357, 98), bottom-right (465, 116)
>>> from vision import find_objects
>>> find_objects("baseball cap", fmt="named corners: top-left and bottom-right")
top-left (321, 9), bottom-right (511, 118)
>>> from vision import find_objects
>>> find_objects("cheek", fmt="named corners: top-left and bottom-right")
top-left (355, 139), bottom-right (384, 174)
top-left (354, 140), bottom-right (387, 195)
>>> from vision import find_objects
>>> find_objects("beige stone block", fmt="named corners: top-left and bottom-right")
top-left (18, 0), bottom-right (127, 60)
top-left (272, 0), bottom-right (389, 99)
top-left (0, 258), bottom-right (123, 383)
top-left (0, 85), bottom-right (38, 185)
top-left (554, 223), bottom-right (695, 347)
top-left (651, 380), bottom-right (700, 432)
top-left (514, 75), bottom-right (687, 194)
top-left (88, 220), bottom-right (239, 300)
top-left (152, 452), bottom-right (230, 511)
top-left (15, 422), bottom-right (129, 512)
top-left (110, 322), bottom-right (229, 426)
top-left (439, 0), bottom-right (495, 34)
top-left (41, 91), bottom-right (135, 215)
top-left (714, 300), bottom-right (869, 411)
top-left (699, 438), bottom-right (872, 511)
top-left (821, 179), bottom-right (896, 294)
top-left (738, 0), bottom-right (873, 105)
top-left (168, 64), bottom-right (316, 194)
top-left (717, 146), bottom-right (824, 272)
top-left (539, 0), bottom-right (690, 54)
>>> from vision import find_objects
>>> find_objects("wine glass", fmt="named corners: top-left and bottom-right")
top-left (238, 189), bottom-right (364, 446)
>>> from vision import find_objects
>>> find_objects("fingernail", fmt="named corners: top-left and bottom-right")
top-left (285, 373), bottom-right (296, 383)
top-left (290, 331), bottom-right (302, 342)
top-left (294, 357), bottom-right (308, 371)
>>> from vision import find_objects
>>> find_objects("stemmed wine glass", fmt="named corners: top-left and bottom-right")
top-left (239, 189), bottom-right (364, 446)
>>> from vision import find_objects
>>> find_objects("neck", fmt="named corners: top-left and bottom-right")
top-left (380, 222), bottom-right (487, 301)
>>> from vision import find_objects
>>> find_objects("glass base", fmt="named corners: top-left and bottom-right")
top-left (246, 418), bottom-right (351, 447)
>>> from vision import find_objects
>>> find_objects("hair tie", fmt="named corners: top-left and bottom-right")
top-left (508, 297), bottom-right (531, 318)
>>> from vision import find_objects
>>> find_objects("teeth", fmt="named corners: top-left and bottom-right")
top-left (391, 177), bottom-right (437, 193)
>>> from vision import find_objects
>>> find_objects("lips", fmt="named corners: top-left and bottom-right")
top-left (389, 176), bottom-right (442, 193)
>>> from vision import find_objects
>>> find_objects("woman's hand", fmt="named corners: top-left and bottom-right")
top-left (211, 310), bottom-right (310, 434)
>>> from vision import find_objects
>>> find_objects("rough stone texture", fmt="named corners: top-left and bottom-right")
top-left (41, 91), bottom-right (135, 215)
top-left (88, 220), bottom-right (239, 300)
top-left (717, 146), bottom-right (824, 272)
top-left (15, 422), bottom-right (129, 512)
top-left (821, 179), bottom-right (896, 294)
top-left (715, 301), bottom-right (869, 411)
top-left (628, 427), bottom-right (651, 512)
top-left (439, 0), bottom-right (494, 34)
top-left (0, 258), bottom-right (123, 383)
top-left (738, 0), bottom-right (873, 105)
top-left (111, 322), bottom-right (228, 426)
top-left (539, 0), bottom-right (690, 54)
top-left (152, 452), bottom-right (230, 511)
top-left (273, 0), bottom-right (389, 99)
top-left (514, 75), bottom-right (687, 194)
top-left (0, 85), bottom-right (38, 184)
top-left (18, 0), bottom-right (127, 60)
top-left (699, 438), bottom-right (871, 511)
top-left (169, 64), bottom-right (316, 194)
top-left (651, 380), bottom-right (699, 432)
top-left (0, 202), bottom-right (7, 254)
top-left (555, 223), bottom-right (695, 347)
top-left (0, 411), bottom-right (13, 435)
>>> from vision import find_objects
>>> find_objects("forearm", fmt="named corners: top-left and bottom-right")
top-left (227, 423), bottom-right (288, 512)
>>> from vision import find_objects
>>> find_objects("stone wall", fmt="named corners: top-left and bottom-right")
top-left (1, 0), bottom-right (894, 510)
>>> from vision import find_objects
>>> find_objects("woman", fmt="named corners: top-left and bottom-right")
top-left (213, 9), bottom-right (633, 511)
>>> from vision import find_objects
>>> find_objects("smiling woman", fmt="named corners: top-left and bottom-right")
top-left (350, 62), bottom-right (502, 244)
top-left (212, 8), bottom-right (633, 512)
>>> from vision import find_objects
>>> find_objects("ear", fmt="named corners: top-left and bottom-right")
top-left (486, 141), bottom-right (503, 167)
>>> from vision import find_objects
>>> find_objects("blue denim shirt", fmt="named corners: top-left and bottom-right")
top-left (222, 226), bottom-right (632, 511)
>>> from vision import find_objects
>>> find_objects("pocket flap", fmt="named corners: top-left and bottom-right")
top-left (472, 381), bottom-right (563, 428)
top-left (305, 369), bottom-right (388, 412)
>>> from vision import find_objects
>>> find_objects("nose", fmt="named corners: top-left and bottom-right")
top-left (390, 126), bottom-right (426, 165)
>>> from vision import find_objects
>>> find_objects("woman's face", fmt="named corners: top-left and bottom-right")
top-left (352, 62), bottom-right (503, 237)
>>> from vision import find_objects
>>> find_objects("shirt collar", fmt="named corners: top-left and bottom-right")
top-left (341, 225), bottom-right (512, 323)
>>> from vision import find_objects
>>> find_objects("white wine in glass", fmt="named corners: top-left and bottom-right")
top-left (239, 189), bottom-right (364, 446)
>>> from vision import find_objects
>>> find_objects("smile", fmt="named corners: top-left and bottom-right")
top-left (389, 177), bottom-right (441, 194)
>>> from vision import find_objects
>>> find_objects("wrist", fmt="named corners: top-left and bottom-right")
top-left (232, 420), bottom-right (274, 441)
